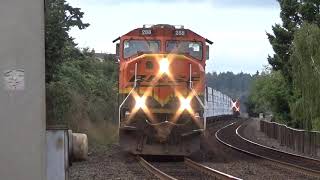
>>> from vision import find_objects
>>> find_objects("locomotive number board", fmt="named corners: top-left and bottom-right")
top-left (141, 29), bottom-right (152, 35)
top-left (175, 30), bottom-right (185, 36)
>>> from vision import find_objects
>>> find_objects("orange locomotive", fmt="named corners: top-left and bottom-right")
top-left (114, 24), bottom-right (213, 156)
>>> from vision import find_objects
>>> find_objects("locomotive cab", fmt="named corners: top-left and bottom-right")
top-left (114, 24), bottom-right (212, 156)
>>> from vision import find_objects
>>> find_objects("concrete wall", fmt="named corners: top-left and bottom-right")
top-left (0, 1), bottom-right (45, 180)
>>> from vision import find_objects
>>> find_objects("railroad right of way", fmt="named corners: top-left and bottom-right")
top-left (215, 119), bottom-right (320, 179)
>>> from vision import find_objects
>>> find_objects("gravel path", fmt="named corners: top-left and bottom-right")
top-left (69, 144), bottom-right (156, 180)
top-left (241, 119), bottom-right (320, 160)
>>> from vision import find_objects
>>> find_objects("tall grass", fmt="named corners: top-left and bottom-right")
top-left (47, 58), bottom-right (119, 145)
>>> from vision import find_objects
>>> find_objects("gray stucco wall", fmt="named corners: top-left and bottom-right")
top-left (0, 1), bottom-right (45, 180)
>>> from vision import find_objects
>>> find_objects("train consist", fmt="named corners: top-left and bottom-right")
top-left (205, 87), bottom-right (240, 117)
top-left (113, 24), bottom-right (240, 156)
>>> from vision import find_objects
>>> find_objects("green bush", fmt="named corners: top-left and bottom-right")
top-left (45, 0), bottom-right (119, 144)
top-left (247, 70), bottom-right (292, 125)
top-left (46, 58), bottom-right (118, 143)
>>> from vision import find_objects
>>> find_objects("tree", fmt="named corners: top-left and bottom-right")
top-left (265, 0), bottom-right (320, 124)
top-left (45, 0), bottom-right (91, 125)
top-left (45, 0), bottom-right (89, 82)
top-left (247, 70), bottom-right (291, 124)
top-left (290, 23), bottom-right (320, 130)
top-left (267, 0), bottom-right (320, 81)
top-left (267, 0), bottom-right (300, 83)
top-left (45, 1), bottom-right (120, 144)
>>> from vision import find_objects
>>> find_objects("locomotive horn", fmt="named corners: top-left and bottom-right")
top-left (205, 38), bottom-right (213, 45)
top-left (112, 36), bottom-right (120, 43)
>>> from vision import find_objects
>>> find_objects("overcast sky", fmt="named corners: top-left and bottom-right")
top-left (68, 0), bottom-right (281, 74)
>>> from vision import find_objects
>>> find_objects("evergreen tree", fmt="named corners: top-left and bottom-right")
top-left (265, 0), bottom-right (320, 123)
top-left (267, 0), bottom-right (300, 83)
top-left (267, 0), bottom-right (320, 80)
top-left (45, 0), bottom-right (89, 82)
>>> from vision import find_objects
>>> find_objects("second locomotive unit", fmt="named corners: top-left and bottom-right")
top-left (114, 24), bottom-right (228, 156)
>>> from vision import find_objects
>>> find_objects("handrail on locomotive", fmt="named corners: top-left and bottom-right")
top-left (118, 63), bottom-right (138, 131)
top-left (189, 64), bottom-right (207, 131)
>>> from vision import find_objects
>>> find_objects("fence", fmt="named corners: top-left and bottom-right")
top-left (260, 120), bottom-right (320, 157)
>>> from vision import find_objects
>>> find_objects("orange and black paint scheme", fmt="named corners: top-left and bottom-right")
top-left (114, 24), bottom-right (213, 156)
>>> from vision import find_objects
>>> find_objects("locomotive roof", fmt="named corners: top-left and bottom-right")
top-left (114, 24), bottom-right (213, 44)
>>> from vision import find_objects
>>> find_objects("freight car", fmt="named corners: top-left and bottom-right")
top-left (113, 24), bottom-right (238, 156)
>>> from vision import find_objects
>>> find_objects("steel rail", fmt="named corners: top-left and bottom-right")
top-left (184, 158), bottom-right (242, 180)
top-left (137, 156), bottom-right (177, 180)
top-left (215, 121), bottom-right (320, 177)
top-left (236, 124), bottom-right (320, 163)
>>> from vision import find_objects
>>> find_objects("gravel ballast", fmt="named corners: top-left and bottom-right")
top-left (69, 144), bottom-right (156, 180)
top-left (199, 119), bottom-right (317, 180)
top-left (69, 118), bottom-right (318, 179)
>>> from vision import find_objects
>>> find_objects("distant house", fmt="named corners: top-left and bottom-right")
top-left (94, 53), bottom-right (106, 62)
top-left (94, 53), bottom-right (117, 62)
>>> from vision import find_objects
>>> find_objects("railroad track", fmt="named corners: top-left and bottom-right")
top-left (184, 158), bottom-right (242, 180)
top-left (215, 120), bottom-right (320, 177)
top-left (206, 116), bottom-right (236, 126)
top-left (137, 156), bottom-right (241, 180)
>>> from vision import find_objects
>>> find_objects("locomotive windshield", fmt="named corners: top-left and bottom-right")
top-left (123, 40), bottom-right (160, 58)
top-left (166, 41), bottom-right (203, 60)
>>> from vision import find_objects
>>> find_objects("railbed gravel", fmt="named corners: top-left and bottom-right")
top-left (69, 118), bottom-right (318, 180)
top-left (192, 118), bottom-right (318, 180)
top-left (152, 162), bottom-right (209, 179)
top-left (69, 144), bottom-right (156, 180)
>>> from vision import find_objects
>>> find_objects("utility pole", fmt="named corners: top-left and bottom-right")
top-left (0, 1), bottom-right (45, 180)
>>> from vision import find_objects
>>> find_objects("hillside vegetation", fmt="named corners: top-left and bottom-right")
top-left (45, 0), bottom-right (118, 145)
top-left (248, 1), bottom-right (320, 131)
top-left (207, 72), bottom-right (255, 112)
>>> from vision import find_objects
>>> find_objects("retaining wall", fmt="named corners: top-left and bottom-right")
top-left (260, 120), bottom-right (320, 157)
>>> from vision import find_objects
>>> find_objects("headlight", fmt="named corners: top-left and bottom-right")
top-left (135, 96), bottom-right (146, 109)
top-left (159, 57), bottom-right (169, 74)
top-left (180, 97), bottom-right (191, 110)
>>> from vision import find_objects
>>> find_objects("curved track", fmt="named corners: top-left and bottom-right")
top-left (137, 156), bottom-right (241, 180)
top-left (215, 120), bottom-right (320, 177)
